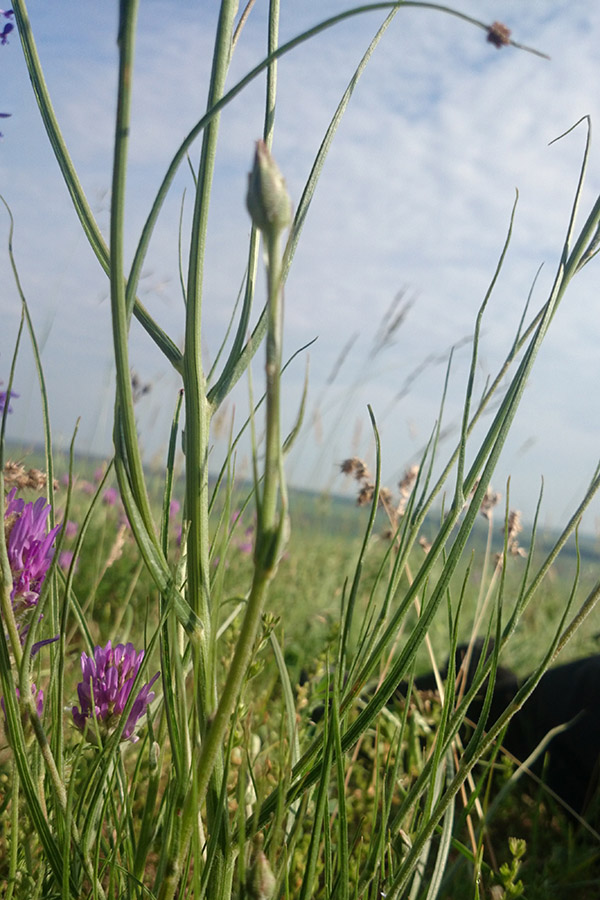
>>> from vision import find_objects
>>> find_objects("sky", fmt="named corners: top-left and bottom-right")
top-left (1, 1), bottom-right (600, 535)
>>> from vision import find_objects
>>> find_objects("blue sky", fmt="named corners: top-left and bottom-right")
top-left (2, 1), bottom-right (600, 534)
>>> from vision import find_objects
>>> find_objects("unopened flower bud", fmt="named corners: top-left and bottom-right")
top-left (246, 140), bottom-right (292, 236)
top-left (246, 834), bottom-right (276, 900)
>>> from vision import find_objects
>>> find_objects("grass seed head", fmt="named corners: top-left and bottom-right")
top-left (340, 457), bottom-right (371, 482)
top-left (480, 486), bottom-right (501, 520)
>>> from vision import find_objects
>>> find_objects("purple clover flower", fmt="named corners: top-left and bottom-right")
top-left (72, 641), bottom-right (159, 744)
top-left (4, 488), bottom-right (61, 618)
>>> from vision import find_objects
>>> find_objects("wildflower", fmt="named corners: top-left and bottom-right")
top-left (0, 20), bottom-right (13, 45)
top-left (0, 384), bottom-right (17, 413)
top-left (72, 641), bottom-right (159, 744)
top-left (103, 486), bottom-right (118, 506)
top-left (64, 520), bottom-right (78, 539)
top-left (169, 498), bottom-right (180, 519)
top-left (246, 140), bottom-right (292, 236)
top-left (4, 488), bottom-right (61, 618)
top-left (238, 525), bottom-right (254, 555)
top-left (59, 549), bottom-right (77, 572)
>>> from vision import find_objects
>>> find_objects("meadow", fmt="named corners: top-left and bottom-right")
top-left (3, 2), bottom-right (600, 899)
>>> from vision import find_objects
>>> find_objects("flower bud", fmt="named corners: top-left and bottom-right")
top-left (246, 140), bottom-right (292, 236)
top-left (246, 834), bottom-right (276, 900)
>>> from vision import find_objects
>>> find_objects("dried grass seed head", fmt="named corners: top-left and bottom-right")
top-left (340, 457), bottom-right (371, 482)
top-left (398, 464), bottom-right (419, 496)
top-left (480, 486), bottom-right (501, 520)
top-left (357, 483), bottom-right (375, 507)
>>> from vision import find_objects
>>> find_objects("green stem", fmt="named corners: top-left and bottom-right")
top-left (6, 760), bottom-right (19, 900)
top-left (259, 230), bottom-right (284, 541)
top-left (183, 0), bottom-right (237, 726)
top-left (109, 0), bottom-right (158, 542)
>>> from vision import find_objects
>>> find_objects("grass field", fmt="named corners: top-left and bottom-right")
top-left (3, 442), bottom-right (600, 898)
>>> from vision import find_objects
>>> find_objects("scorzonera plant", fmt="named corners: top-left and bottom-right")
top-left (2, 3), bottom-right (600, 899)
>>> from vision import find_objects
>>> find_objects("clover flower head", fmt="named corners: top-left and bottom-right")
top-left (72, 641), bottom-right (159, 744)
top-left (4, 488), bottom-right (61, 619)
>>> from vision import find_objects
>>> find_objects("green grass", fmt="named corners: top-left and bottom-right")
top-left (4, 453), bottom-right (600, 898)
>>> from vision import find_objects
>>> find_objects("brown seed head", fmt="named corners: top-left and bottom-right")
top-left (340, 457), bottom-right (371, 482)
top-left (3, 461), bottom-right (53, 492)
top-left (480, 486), bottom-right (501, 520)
top-left (378, 486), bottom-right (393, 508)
top-left (398, 464), bottom-right (419, 496)
top-left (487, 21), bottom-right (511, 48)
top-left (357, 483), bottom-right (375, 507)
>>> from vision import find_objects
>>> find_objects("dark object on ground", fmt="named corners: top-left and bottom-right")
top-left (405, 640), bottom-right (600, 817)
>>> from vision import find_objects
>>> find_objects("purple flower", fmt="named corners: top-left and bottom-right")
top-left (59, 549), bottom-right (77, 572)
top-left (64, 520), bottom-right (78, 539)
top-left (0, 383), bottom-right (17, 413)
top-left (169, 499), bottom-right (180, 519)
top-left (72, 641), bottom-right (159, 744)
top-left (103, 487), bottom-right (118, 507)
top-left (237, 524), bottom-right (255, 555)
top-left (4, 488), bottom-right (61, 617)
top-left (0, 21), bottom-right (13, 44)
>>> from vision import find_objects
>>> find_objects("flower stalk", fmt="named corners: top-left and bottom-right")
top-left (158, 141), bottom-right (291, 900)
